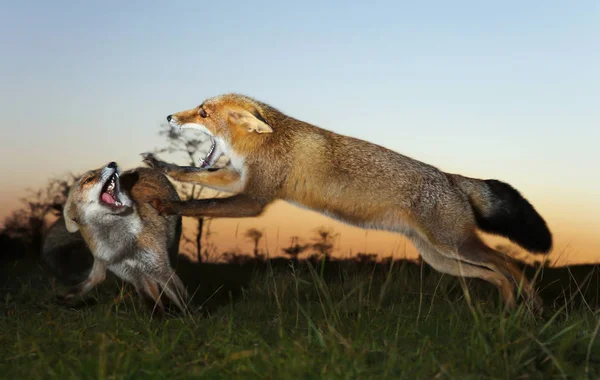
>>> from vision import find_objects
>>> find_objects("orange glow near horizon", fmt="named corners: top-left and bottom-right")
top-left (1, 162), bottom-right (598, 266)
top-left (178, 200), bottom-right (600, 267)
top-left (1, 182), bottom-right (598, 266)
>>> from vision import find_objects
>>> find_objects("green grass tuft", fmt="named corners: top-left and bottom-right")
top-left (1, 258), bottom-right (599, 378)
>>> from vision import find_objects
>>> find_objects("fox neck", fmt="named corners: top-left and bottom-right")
top-left (78, 211), bottom-right (142, 263)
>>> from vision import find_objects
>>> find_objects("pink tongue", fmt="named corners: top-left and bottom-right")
top-left (101, 192), bottom-right (116, 205)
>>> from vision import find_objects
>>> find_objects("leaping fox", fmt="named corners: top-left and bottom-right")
top-left (142, 93), bottom-right (552, 309)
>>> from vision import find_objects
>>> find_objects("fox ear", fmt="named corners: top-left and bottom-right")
top-left (229, 109), bottom-right (273, 134)
top-left (63, 200), bottom-right (80, 233)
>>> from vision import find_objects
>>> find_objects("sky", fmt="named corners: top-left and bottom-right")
top-left (1, 1), bottom-right (599, 265)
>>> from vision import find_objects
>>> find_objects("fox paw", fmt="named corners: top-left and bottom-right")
top-left (141, 152), bottom-right (168, 171)
top-left (527, 294), bottom-right (545, 317)
top-left (55, 293), bottom-right (75, 306)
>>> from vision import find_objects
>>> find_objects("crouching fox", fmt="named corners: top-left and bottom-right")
top-left (56, 162), bottom-right (188, 315)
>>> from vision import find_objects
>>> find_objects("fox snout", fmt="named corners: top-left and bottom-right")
top-left (166, 114), bottom-right (182, 129)
top-left (165, 108), bottom-right (204, 129)
top-left (102, 161), bottom-right (120, 176)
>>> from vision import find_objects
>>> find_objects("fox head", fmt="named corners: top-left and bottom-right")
top-left (166, 94), bottom-right (273, 168)
top-left (63, 162), bottom-right (133, 233)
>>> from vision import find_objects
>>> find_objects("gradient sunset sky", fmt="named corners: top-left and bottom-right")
top-left (1, 1), bottom-right (598, 265)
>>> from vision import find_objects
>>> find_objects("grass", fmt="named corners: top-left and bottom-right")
top-left (1, 256), bottom-right (599, 379)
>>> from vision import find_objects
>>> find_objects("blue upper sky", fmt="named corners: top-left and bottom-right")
top-left (1, 1), bottom-right (599, 254)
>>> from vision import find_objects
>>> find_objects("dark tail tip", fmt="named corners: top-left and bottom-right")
top-left (475, 180), bottom-right (553, 253)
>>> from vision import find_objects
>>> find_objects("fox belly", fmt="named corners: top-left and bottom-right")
top-left (284, 194), bottom-right (419, 240)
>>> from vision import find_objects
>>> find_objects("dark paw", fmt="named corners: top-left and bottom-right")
top-left (528, 294), bottom-right (545, 317)
top-left (55, 293), bottom-right (75, 306)
top-left (148, 303), bottom-right (167, 318)
top-left (141, 152), bottom-right (167, 171)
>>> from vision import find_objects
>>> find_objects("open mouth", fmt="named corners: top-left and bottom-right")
top-left (199, 136), bottom-right (217, 168)
top-left (100, 172), bottom-right (124, 208)
top-left (173, 122), bottom-right (223, 169)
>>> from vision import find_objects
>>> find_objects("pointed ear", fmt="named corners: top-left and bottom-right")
top-left (228, 109), bottom-right (273, 134)
top-left (63, 199), bottom-right (80, 233)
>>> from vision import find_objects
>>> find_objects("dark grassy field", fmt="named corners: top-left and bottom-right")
top-left (1, 255), bottom-right (600, 379)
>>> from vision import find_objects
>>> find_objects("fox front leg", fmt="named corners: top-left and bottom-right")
top-left (141, 152), bottom-right (217, 174)
top-left (57, 259), bottom-right (106, 304)
top-left (141, 152), bottom-right (241, 192)
top-left (151, 194), bottom-right (266, 219)
top-left (140, 152), bottom-right (181, 173)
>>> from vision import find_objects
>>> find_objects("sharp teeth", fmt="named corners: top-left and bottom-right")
top-left (198, 138), bottom-right (216, 167)
top-left (105, 175), bottom-right (118, 192)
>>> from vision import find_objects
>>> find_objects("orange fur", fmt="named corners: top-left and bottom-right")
top-left (145, 93), bottom-right (551, 311)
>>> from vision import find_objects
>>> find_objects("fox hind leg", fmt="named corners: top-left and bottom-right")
top-left (473, 241), bottom-right (543, 312)
top-left (413, 238), bottom-right (516, 309)
top-left (132, 276), bottom-right (166, 316)
top-left (154, 269), bottom-right (189, 315)
top-left (438, 236), bottom-right (541, 310)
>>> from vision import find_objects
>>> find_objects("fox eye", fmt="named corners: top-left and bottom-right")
top-left (199, 108), bottom-right (208, 118)
top-left (83, 176), bottom-right (94, 185)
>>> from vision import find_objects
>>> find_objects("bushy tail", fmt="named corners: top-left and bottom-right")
top-left (451, 175), bottom-right (553, 253)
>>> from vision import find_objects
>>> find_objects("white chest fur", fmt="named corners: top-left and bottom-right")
top-left (85, 213), bottom-right (143, 263)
